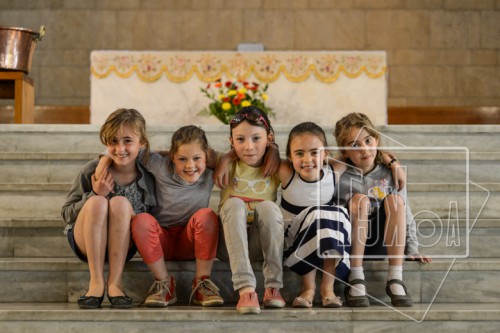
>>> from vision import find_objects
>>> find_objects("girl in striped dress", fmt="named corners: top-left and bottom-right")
top-left (279, 122), bottom-right (351, 308)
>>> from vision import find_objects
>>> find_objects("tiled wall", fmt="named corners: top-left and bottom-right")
top-left (0, 0), bottom-right (498, 107)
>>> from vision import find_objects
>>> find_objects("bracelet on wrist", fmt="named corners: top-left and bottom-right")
top-left (387, 158), bottom-right (398, 168)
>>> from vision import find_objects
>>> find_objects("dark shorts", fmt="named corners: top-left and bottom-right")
top-left (364, 205), bottom-right (388, 258)
top-left (67, 226), bottom-right (137, 263)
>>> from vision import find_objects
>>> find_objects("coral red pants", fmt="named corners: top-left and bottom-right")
top-left (131, 208), bottom-right (219, 264)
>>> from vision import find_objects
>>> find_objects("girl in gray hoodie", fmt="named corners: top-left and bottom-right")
top-left (334, 112), bottom-right (431, 308)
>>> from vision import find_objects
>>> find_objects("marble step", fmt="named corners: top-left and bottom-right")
top-left (0, 303), bottom-right (499, 333)
top-left (0, 182), bottom-right (496, 219)
top-left (1, 151), bottom-right (499, 184)
top-left (1, 218), bottom-right (498, 259)
top-left (1, 125), bottom-right (499, 153)
top-left (0, 258), bottom-right (498, 305)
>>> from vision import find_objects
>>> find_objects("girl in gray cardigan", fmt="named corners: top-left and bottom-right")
top-left (334, 112), bottom-right (431, 308)
top-left (61, 109), bottom-right (156, 309)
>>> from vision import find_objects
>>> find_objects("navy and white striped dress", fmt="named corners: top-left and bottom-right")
top-left (281, 164), bottom-right (351, 280)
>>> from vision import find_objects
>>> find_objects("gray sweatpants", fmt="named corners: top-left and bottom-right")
top-left (217, 197), bottom-right (284, 291)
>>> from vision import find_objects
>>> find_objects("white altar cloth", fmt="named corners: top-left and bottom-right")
top-left (90, 51), bottom-right (387, 126)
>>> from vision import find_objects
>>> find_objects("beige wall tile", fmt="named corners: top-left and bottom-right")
top-left (295, 10), bottom-right (365, 49)
top-left (394, 49), bottom-right (470, 65)
top-left (430, 11), bottom-right (480, 49)
top-left (354, 0), bottom-right (406, 9)
top-left (39, 66), bottom-right (90, 98)
top-left (309, 0), bottom-right (355, 9)
top-left (405, 0), bottom-right (444, 9)
top-left (390, 66), bottom-right (456, 97)
top-left (481, 11), bottom-right (500, 49)
top-left (243, 10), bottom-right (295, 50)
top-left (116, 11), bottom-right (182, 50)
top-left (222, 0), bottom-right (262, 9)
top-left (443, 0), bottom-right (495, 9)
top-left (191, 0), bottom-right (225, 9)
top-left (180, 10), bottom-right (243, 50)
top-left (96, 0), bottom-right (140, 9)
top-left (471, 50), bottom-right (498, 65)
top-left (263, 0), bottom-right (308, 9)
top-left (366, 10), bottom-right (430, 49)
top-left (457, 67), bottom-right (500, 97)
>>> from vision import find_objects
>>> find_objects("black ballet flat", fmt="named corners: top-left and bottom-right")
top-left (108, 294), bottom-right (133, 309)
top-left (77, 294), bottom-right (104, 309)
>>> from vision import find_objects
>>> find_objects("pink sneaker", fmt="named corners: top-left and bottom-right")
top-left (236, 291), bottom-right (261, 314)
top-left (263, 288), bottom-right (286, 308)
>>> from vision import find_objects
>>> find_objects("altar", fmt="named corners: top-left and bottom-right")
top-left (90, 51), bottom-right (387, 126)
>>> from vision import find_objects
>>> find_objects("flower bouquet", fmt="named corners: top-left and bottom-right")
top-left (199, 79), bottom-right (274, 124)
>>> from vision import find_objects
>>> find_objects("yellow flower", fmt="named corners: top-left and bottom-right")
top-left (222, 102), bottom-right (231, 111)
top-left (241, 100), bottom-right (251, 107)
top-left (228, 90), bottom-right (237, 96)
top-left (238, 87), bottom-right (247, 94)
top-left (218, 94), bottom-right (225, 100)
top-left (262, 93), bottom-right (268, 101)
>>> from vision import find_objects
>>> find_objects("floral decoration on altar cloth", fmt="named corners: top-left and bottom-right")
top-left (91, 51), bottom-right (386, 83)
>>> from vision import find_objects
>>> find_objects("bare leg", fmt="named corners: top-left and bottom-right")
top-left (384, 194), bottom-right (406, 266)
top-left (321, 259), bottom-right (337, 298)
top-left (73, 196), bottom-right (108, 297)
top-left (107, 196), bottom-right (134, 297)
top-left (196, 259), bottom-right (214, 279)
top-left (299, 269), bottom-right (316, 300)
top-left (349, 194), bottom-right (371, 268)
top-left (147, 259), bottom-right (169, 281)
top-left (347, 194), bottom-right (371, 297)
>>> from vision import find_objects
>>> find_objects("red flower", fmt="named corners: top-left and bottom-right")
top-left (223, 97), bottom-right (231, 103)
top-left (225, 81), bottom-right (233, 88)
top-left (232, 97), bottom-right (241, 105)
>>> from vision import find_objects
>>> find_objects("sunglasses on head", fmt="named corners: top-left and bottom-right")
top-left (230, 112), bottom-right (270, 129)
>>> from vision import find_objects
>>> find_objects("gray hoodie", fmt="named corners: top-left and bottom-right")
top-left (336, 163), bottom-right (419, 255)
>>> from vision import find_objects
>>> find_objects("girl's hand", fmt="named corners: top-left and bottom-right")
top-left (91, 167), bottom-right (114, 196)
top-left (262, 143), bottom-right (281, 177)
top-left (407, 253), bottom-right (432, 263)
top-left (382, 151), bottom-right (406, 191)
top-left (213, 151), bottom-right (236, 188)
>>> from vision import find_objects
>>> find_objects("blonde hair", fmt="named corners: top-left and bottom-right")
top-left (169, 125), bottom-right (210, 159)
top-left (99, 108), bottom-right (150, 164)
top-left (334, 112), bottom-right (383, 164)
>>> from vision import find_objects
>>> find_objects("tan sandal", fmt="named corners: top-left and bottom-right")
top-left (293, 295), bottom-right (313, 308)
top-left (321, 295), bottom-right (342, 308)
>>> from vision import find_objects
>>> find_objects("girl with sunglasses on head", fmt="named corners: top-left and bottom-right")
top-left (94, 123), bottom-right (280, 309)
top-left (215, 106), bottom-right (285, 314)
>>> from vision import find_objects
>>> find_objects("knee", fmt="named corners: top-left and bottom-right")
top-left (220, 197), bottom-right (246, 224)
top-left (84, 195), bottom-right (108, 214)
top-left (255, 201), bottom-right (283, 226)
top-left (349, 194), bottom-right (370, 217)
top-left (193, 208), bottom-right (219, 232)
top-left (109, 196), bottom-right (133, 215)
top-left (131, 213), bottom-right (157, 237)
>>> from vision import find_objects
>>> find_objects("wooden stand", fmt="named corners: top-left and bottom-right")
top-left (0, 71), bottom-right (34, 123)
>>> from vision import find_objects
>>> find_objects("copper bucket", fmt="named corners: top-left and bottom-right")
top-left (0, 26), bottom-right (44, 74)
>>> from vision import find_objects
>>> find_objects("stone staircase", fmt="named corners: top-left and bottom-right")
top-left (0, 124), bottom-right (499, 332)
